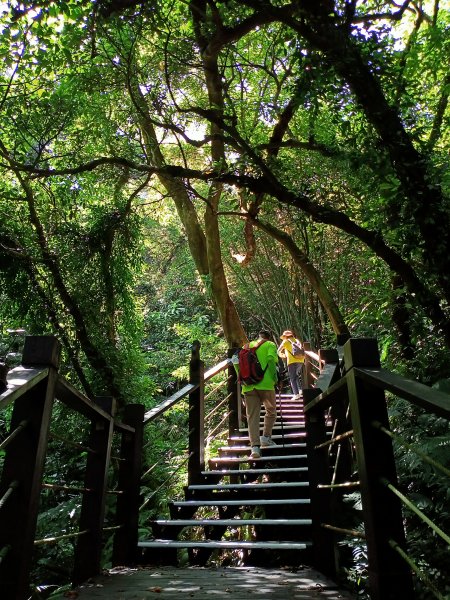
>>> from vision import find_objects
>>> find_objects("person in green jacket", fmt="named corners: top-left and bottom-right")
top-left (235, 330), bottom-right (278, 459)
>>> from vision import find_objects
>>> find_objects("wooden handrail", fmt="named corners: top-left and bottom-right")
top-left (354, 367), bottom-right (450, 419)
top-left (55, 377), bottom-right (115, 422)
top-left (10, 333), bottom-right (447, 600)
top-left (304, 374), bottom-right (348, 413)
top-left (303, 337), bottom-right (450, 599)
top-left (143, 383), bottom-right (198, 424)
top-left (204, 359), bottom-right (230, 381)
top-left (0, 366), bottom-right (49, 410)
top-left (0, 336), bottom-right (144, 598)
top-left (143, 358), bottom-right (231, 426)
top-left (305, 349), bottom-right (320, 363)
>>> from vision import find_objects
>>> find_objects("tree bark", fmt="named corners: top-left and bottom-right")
top-left (190, 0), bottom-right (248, 346)
top-left (254, 218), bottom-right (350, 337)
top-left (127, 80), bottom-right (209, 276)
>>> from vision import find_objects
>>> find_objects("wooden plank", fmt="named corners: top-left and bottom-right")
top-left (238, 423), bottom-right (305, 431)
top-left (69, 565), bottom-right (355, 600)
top-left (346, 342), bottom-right (414, 599)
top-left (315, 362), bottom-right (340, 393)
top-left (355, 367), bottom-right (450, 419)
top-left (139, 540), bottom-right (312, 550)
top-left (0, 366), bottom-right (49, 410)
top-left (55, 378), bottom-right (113, 422)
top-left (171, 499), bottom-right (310, 507)
top-left (112, 404), bottom-right (145, 566)
top-left (218, 442), bottom-right (306, 451)
top-left (238, 424), bottom-right (306, 432)
top-left (188, 482), bottom-right (309, 490)
top-left (72, 398), bottom-right (116, 585)
top-left (203, 467), bottom-right (308, 476)
top-left (143, 383), bottom-right (196, 424)
top-left (0, 358), bottom-right (58, 598)
top-left (230, 433), bottom-right (305, 443)
top-left (210, 453), bottom-right (307, 464)
top-left (204, 359), bottom-right (230, 382)
top-left (227, 350), bottom-right (240, 437)
top-left (305, 395), bottom-right (336, 577)
top-left (304, 376), bottom-right (348, 413)
top-left (150, 518), bottom-right (312, 527)
top-left (188, 344), bottom-right (204, 484)
top-left (22, 335), bottom-right (61, 368)
top-left (143, 357), bottom-right (229, 427)
top-left (113, 420), bottom-right (135, 433)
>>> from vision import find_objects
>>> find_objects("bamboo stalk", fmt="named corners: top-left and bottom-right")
top-left (321, 523), bottom-right (365, 538)
top-left (381, 478), bottom-right (450, 545)
top-left (34, 529), bottom-right (90, 546)
top-left (0, 420), bottom-right (28, 450)
top-left (373, 420), bottom-right (450, 478)
top-left (315, 429), bottom-right (354, 450)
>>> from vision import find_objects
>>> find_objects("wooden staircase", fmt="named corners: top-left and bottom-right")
top-left (139, 392), bottom-right (314, 566)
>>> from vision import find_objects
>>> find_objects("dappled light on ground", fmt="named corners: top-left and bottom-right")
top-left (71, 566), bottom-right (354, 599)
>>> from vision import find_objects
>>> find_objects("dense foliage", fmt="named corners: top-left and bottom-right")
top-left (0, 0), bottom-right (449, 598)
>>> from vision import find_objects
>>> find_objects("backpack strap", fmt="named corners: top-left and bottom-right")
top-left (253, 339), bottom-right (268, 350)
top-left (286, 339), bottom-right (301, 356)
top-left (250, 339), bottom-right (268, 373)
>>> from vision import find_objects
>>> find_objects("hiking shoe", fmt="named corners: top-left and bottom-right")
top-left (260, 435), bottom-right (277, 448)
top-left (250, 446), bottom-right (261, 458)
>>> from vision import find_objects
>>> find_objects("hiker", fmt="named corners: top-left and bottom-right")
top-left (234, 330), bottom-right (278, 459)
top-left (277, 330), bottom-right (304, 400)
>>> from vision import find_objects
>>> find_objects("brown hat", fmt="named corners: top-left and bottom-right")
top-left (280, 330), bottom-right (294, 339)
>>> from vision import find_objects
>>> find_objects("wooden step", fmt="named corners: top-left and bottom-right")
top-left (229, 433), bottom-right (305, 445)
top-left (209, 453), bottom-right (308, 466)
top-left (218, 442), bottom-right (306, 450)
top-left (268, 419), bottom-right (305, 425)
top-left (188, 482), bottom-right (309, 492)
top-left (266, 416), bottom-right (305, 421)
top-left (235, 426), bottom-right (306, 435)
top-left (171, 499), bottom-right (310, 507)
top-left (218, 444), bottom-right (306, 457)
top-left (150, 518), bottom-right (312, 527)
top-left (139, 540), bottom-right (312, 550)
top-left (273, 413), bottom-right (304, 418)
top-left (276, 399), bottom-right (303, 402)
top-left (238, 424), bottom-right (305, 433)
top-left (202, 467), bottom-right (308, 477)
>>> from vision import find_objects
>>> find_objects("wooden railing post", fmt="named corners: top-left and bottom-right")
top-left (302, 341), bottom-right (313, 388)
top-left (72, 396), bottom-right (116, 586)
top-left (112, 404), bottom-right (145, 566)
top-left (320, 349), bottom-right (352, 483)
top-left (0, 362), bottom-right (8, 393)
top-left (304, 389), bottom-right (337, 577)
top-left (0, 335), bottom-right (61, 600)
top-left (227, 347), bottom-right (240, 437)
top-left (304, 349), bottom-right (338, 579)
top-left (188, 341), bottom-right (205, 485)
top-left (344, 338), bottom-right (414, 600)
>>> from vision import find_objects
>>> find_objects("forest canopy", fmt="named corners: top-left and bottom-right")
top-left (0, 0), bottom-right (449, 401)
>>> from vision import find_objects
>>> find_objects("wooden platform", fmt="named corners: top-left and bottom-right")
top-left (67, 565), bottom-right (355, 599)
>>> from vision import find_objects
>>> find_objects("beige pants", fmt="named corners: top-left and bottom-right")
top-left (244, 389), bottom-right (277, 447)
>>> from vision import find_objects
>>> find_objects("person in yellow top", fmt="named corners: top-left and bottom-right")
top-left (277, 330), bottom-right (304, 400)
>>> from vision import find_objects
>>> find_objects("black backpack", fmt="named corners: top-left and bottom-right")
top-left (237, 340), bottom-right (267, 385)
